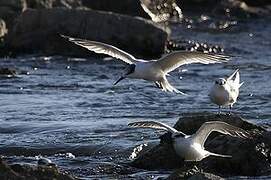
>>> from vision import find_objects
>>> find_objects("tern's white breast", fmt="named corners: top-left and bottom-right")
top-left (173, 136), bottom-right (208, 161)
top-left (128, 62), bottom-right (164, 81)
top-left (209, 85), bottom-right (231, 106)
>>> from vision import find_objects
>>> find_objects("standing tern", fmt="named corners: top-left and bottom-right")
top-left (128, 121), bottom-right (249, 161)
top-left (61, 35), bottom-right (231, 94)
top-left (209, 69), bottom-right (243, 111)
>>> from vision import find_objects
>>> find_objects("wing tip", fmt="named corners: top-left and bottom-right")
top-left (60, 34), bottom-right (74, 41)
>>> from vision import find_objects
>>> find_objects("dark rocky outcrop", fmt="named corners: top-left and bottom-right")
top-left (0, 19), bottom-right (7, 38)
top-left (131, 112), bottom-right (271, 178)
top-left (0, 0), bottom-right (26, 30)
top-left (0, 158), bottom-right (75, 180)
top-left (81, 0), bottom-right (150, 19)
top-left (5, 8), bottom-right (169, 58)
top-left (168, 167), bottom-right (225, 180)
top-left (25, 0), bottom-right (83, 9)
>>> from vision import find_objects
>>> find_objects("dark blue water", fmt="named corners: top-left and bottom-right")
top-left (0, 19), bottom-right (270, 179)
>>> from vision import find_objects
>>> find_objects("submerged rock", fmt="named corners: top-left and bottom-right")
top-left (0, 158), bottom-right (75, 180)
top-left (6, 8), bottom-right (169, 58)
top-left (0, 67), bottom-right (17, 77)
top-left (131, 112), bottom-right (271, 177)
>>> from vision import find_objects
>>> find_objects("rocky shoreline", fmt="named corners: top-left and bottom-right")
top-left (1, 0), bottom-right (271, 58)
top-left (130, 113), bottom-right (271, 179)
top-left (0, 113), bottom-right (270, 179)
top-left (0, 158), bottom-right (75, 180)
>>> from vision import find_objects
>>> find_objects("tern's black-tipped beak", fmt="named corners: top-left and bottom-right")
top-left (114, 76), bottom-right (125, 85)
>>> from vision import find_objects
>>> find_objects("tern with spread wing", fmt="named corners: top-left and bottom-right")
top-left (128, 121), bottom-right (249, 161)
top-left (62, 35), bottom-right (231, 94)
top-left (209, 69), bottom-right (243, 110)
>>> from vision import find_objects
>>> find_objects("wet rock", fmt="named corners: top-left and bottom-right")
top-left (0, 67), bottom-right (17, 77)
top-left (0, 0), bottom-right (26, 12)
top-left (131, 112), bottom-right (271, 177)
top-left (167, 39), bottom-right (225, 54)
top-left (0, 158), bottom-right (75, 180)
top-left (6, 8), bottom-right (169, 58)
top-left (140, 0), bottom-right (183, 22)
top-left (178, 0), bottom-right (271, 18)
top-left (187, 172), bottom-right (224, 180)
top-left (81, 0), bottom-right (150, 19)
top-left (0, 0), bottom-right (26, 30)
top-left (0, 67), bottom-right (29, 77)
top-left (25, 0), bottom-right (83, 9)
top-left (217, 0), bottom-right (271, 18)
top-left (168, 168), bottom-right (225, 180)
top-left (242, 0), bottom-right (271, 7)
top-left (0, 19), bottom-right (7, 38)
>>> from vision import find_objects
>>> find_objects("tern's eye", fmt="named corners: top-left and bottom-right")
top-left (215, 81), bottom-right (219, 84)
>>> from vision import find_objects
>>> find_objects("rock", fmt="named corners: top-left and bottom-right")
top-left (131, 112), bottom-right (271, 177)
top-left (0, 0), bottom-right (26, 12)
top-left (168, 168), bottom-right (225, 180)
top-left (0, 158), bottom-right (75, 180)
top-left (217, 0), bottom-right (271, 18)
top-left (139, 0), bottom-right (183, 22)
top-left (0, 0), bottom-right (26, 30)
top-left (242, 0), bottom-right (271, 7)
top-left (6, 8), bottom-right (169, 58)
top-left (81, 0), bottom-right (150, 19)
top-left (167, 39), bottom-right (225, 54)
top-left (187, 172), bottom-right (225, 180)
top-left (0, 158), bottom-right (22, 179)
top-left (0, 19), bottom-right (7, 38)
top-left (0, 67), bottom-right (17, 77)
top-left (178, 0), bottom-right (271, 18)
top-left (25, 0), bottom-right (83, 9)
top-left (0, 67), bottom-right (29, 76)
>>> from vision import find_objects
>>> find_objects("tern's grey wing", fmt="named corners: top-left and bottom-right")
top-left (61, 35), bottom-right (136, 64)
top-left (193, 121), bottom-right (249, 147)
top-left (128, 121), bottom-right (183, 135)
top-left (155, 51), bottom-right (231, 73)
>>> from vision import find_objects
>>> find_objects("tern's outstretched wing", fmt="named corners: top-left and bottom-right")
top-left (61, 35), bottom-right (136, 64)
top-left (193, 121), bottom-right (249, 147)
top-left (128, 121), bottom-right (186, 136)
top-left (155, 51), bottom-right (231, 73)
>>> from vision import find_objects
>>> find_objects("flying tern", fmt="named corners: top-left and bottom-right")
top-left (62, 35), bottom-right (231, 94)
top-left (128, 120), bottom-right (249, 161)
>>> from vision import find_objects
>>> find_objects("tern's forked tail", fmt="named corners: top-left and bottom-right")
top-left (209, 152), bottom-right (232, 158)
top-left (160, 78), bottom-right (186, 95)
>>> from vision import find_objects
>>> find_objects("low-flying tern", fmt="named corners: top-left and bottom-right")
top-left (62, 35), bottom-right (231, 94)
top-left (209, 69), bottom-right (243, 110)
top-left (128, 121), bottom-right (249, 161)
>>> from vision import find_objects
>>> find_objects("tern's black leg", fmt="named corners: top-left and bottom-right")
top-left (155, 81), bottom-right (160, 89)
top-left (228, 105), bottom-right (232, 115)
top-left (218, 106), bottom-right (221, 114)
